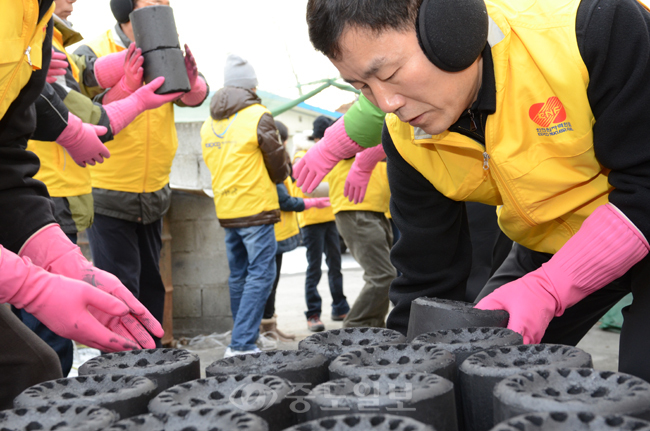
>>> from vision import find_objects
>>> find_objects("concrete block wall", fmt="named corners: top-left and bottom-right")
top-left (168, 122), bottom-right (232, 337)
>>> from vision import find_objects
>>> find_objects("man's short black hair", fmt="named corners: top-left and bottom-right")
top-left (307, 0), bottom-right (422, 59)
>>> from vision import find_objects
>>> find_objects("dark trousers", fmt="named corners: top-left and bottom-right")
top-left (302, 221), bottom-right (349, 319)
top-left (86, 214), bottom-right (165, 347)
top-left (263, 254), bottom-right (284, 319)
top-left (0, 305), bottom-right (62, 409)
top-left (477, 242), bottom-right (650, 382)
top-left (11, 232), bottom-right (78, 377)
top-left (465, 202), bottom-right (513, 302)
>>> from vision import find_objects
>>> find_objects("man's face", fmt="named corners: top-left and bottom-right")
top-left (54, 0), bottom-right (76, 20)
top-left (332, 26), bottom-right (482, 135)
top-left (134, 0), bottom-right (170, 9)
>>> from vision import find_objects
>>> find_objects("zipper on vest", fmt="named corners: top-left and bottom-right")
top-left (25, 47), bottom-right (32, 66)
top-left (483, 152), bottom-right (490, 170)
top-left (487, 152), bottom-right (537, 227)
top-left (468, 109), bottom-right (477, 132)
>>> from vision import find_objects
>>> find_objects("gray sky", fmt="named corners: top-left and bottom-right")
top-left (68, 0), bottom-right (357, 111)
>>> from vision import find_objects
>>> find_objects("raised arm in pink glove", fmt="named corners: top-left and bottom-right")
top-left (93, 49), bottom-right (128, 89)
top-left (0, 245), bottom-right (140, 352)
top-left (103, 76), bottom-right (183, 135)
top-left (294, 118), bottom-right (365, 194)
top-left (19, 224), bottom-right (164, 349)
top-left (56, 112), bottom-right (109, 167)
top-left (46, 49), bottom-right (68, 84)
top-left (344, 143), bottom-right (386, 204)
top-left (475, 203), bottom-right (649, 344)
top-left (103, 43), bottom-right (144, 104)
top-left (304, 197), bottom-right (331, 209)
top-left (179, 44), bottom-right (207, 107)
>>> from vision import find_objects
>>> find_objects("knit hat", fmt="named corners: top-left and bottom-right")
top-left (309, 116), bottom-right (335, 140)
top-left (223, 54), bottom-right (258, 89)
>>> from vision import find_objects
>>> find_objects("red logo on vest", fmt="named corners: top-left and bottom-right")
top-left (529, 97), bottom-right (566, 127)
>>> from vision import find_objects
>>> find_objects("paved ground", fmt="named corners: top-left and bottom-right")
top-left (71, 246), bottom-right (622, 376)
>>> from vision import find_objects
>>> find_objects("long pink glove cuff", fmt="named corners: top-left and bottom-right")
top-left (94, 50), bottom-right (128, 89)
top-left (321, 117), bottom-right (365, 159)
top-left (103, 94), bottom-right (142, 135)
top-left (304, 197), bottom-right (331, 210)
top-left (355, 143), bottom-right (386, 169)
top-left (544, 203), bottom-right (649, 313)
top-left (294, 118), bottom-right (365, 193)
top-left (180, 76), bottom-right (207, 107)
top-left (103, 77), bottom-right (182, 135)
top-left (103, 77), bottom-right (134, 104)
top-left (476, 203), bottom-right (649, 343)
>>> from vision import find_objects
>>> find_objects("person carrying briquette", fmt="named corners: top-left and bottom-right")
top-left (72, 0), bottom-right (210, 347)
top-left (299, 0), bottom-right (650, 382)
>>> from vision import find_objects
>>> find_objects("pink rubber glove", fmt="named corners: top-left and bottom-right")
top-left (344, 143), bottom-right (386, 204)
top-left (46, 49), bottom-right (68, 84)
top-left (19, 224), bottom-right (165, 349)
top-left (94, 49), bottom-right (128, 89)
top-left (0, 245), bottom-right (139, 352)
top-left (476, 203), bottom-right (649, 344)
top-left (294, 118), bottom-right (365, 193)
top-left (104, 77), bottom-right (183, 135)
top-left (304, 197), bottom-right (331, 210)
top-left (103, 43), bottom-right (143, 104)
top-left (56, 112), bottom-right (109, 167)
top-left (179, 44), bottom-right (207, 106)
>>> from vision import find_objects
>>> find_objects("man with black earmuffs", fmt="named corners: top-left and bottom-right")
top-left (73, 0), bottom-right (209, 347)
top-left (297, 0), bottom-right (650, 382)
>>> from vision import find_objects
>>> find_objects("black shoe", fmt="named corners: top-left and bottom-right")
top-left (331, 313), bottom-right (347, 322)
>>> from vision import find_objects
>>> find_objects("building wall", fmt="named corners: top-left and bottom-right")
top-left (168, 122), bottom-right (232, 337)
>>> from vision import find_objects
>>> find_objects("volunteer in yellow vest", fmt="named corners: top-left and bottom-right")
top-left (201, 54), bottom-right (291, 358)
top-left (328, 132), bottom-right (395, 328)
top-left (15, 0), bottom-right (181, 376)
top-left (301, 0), bottom-right (650, 381)
top-left (72, 0), bottom-right (209, 347)
top-left (0, 0), bottom-right (163, 408)
top-left (261, 121), bottom-right (333, 340)
top-left (290, 117), bottom-right (351, 332)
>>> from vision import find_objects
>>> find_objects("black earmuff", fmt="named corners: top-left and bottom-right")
top-left (416, 0), bottom-right (489, 72)
top-left (110, 0), bottom-right (135, 24)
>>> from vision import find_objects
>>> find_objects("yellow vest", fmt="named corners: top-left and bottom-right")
top-left (200, 104), bottom-right (279, 219)
top-left (274, 178), bottom-right (301, 242)
top-left (84, 29), bottom-right (177, 193)
top-left (328, 159), bottom-right (390, 215)
top-left (387, 0), bottom-right (609, 254)
top-left (27, 26), bottom-right (90, 197)
top-left (291, 150), bottom-right (336, 227)
top-left (0, 1), bottom-right (53, 120)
